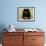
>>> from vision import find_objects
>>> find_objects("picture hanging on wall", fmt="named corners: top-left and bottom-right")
top-left (17, 7), bottom-right (35, 22)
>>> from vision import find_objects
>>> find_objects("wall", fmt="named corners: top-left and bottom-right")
top-left (0, 0), bottom-right (46, 29)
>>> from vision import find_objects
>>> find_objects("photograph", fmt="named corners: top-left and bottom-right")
top-left (17, 7), bottom-right (35, 22)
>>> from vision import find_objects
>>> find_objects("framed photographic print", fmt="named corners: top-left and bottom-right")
top-left (17, 7), bottom-right (35, 22)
